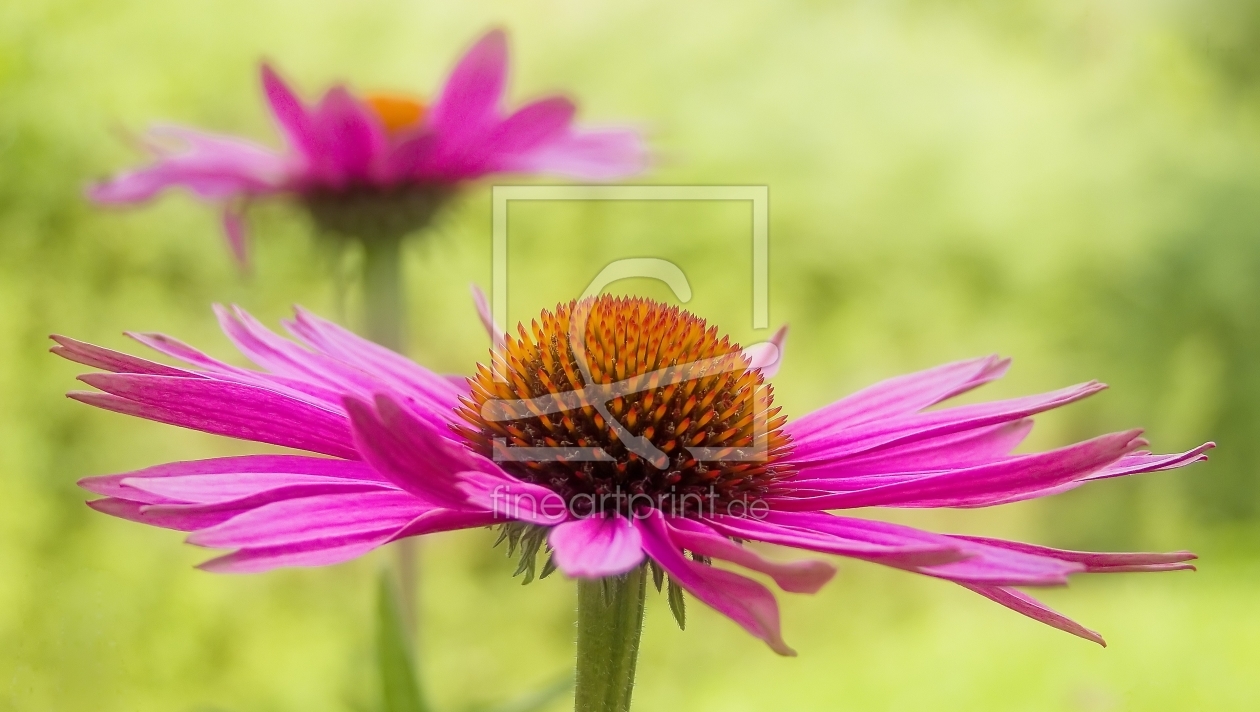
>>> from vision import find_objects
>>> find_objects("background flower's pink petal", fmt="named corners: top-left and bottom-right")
top-left (511, 128), bottom-right (647, 180)
top-left (790, 355), bottom-right (1010, 440)
top-left (664, 518), bottom-right (835, 594)
top-left (221, 206), bottom-right (249, 267)
top-left (381, 131), bottom-right (440, 180)
top-left (306, 86), bottom-right (387, 183)
top-left (260, 63), bottom-right (318, 159)
top-left (186, 490), bottom-right (426, 549)
top-left (961, 584), bottom-right (1106, 646)
top-left (345, 394), bottom-right (483, 507)
top-left (88, 127), bottom-right (289, 204)
top-left (776, 430), bottom-right (1144, 511)
top-left (790, 381), bottom-right (1107, 465)
top-left (444, 95), bottom-right (576, 176)
top-left (742, 326), bottom-right (788, 378)
top-left (953, 536), bottom-right (1198, 573)
top-left (50, 335), bottom-right (197, 377)
top-left (794, 419), bottom-right (1033, 484)
top-left (548, 516), bottom-right (644, 578)
top-left (429, 29), bottom-right (509, 147)
top-left (638, 511), bottom-right (795, 656)
top-left (284, 307), bottom-right (464, 423)
top-left (71, 374), bottom-right (359, 459)
top-left (456, 470), bottom-right (567, 526)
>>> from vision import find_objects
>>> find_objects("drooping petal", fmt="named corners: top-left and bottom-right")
top-left (664, 517), bottom-right (834, 594)
top-left (549, 515), bottom-right (644, 578)
top-left (222, 205), bottom-right (250, 267)
top-left (72, 374), bottom-right (359, 459)
top-left (187, 490), bottom-right (427, 549)
top-left (789, 381), bottom-right (1107, 466)
top-left (79, 455), bottom-right (385, 503)
top-left (794, 420), bottom-right (1033, 484)
top-left (345, 393), bottom-right (487, 508)
top-left (790, 355), bottom-right (1011, 440)
top-left (952, 537), bottom-right (1197, 574)
top-left (638, 510), bottom-right (795, 656)
top-left (88, 127), bottom-right (289, 204)
top-left (962, 584), bottom-right (1106, 646)
top-left (284, 307), bottom-right (463, 423)
top-left (775, 430), bottom-right (1144, 511)
top-left (707, 513), bottom-right (966, 568)
top-left (455, 470), bottom-right (567, 526)
top-left (50, 335), bottom-right (195, 378)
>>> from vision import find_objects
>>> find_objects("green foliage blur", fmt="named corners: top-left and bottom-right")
top-left (3, 0), bottom-right (1259, 710)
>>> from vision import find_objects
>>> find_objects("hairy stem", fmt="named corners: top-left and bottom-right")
top-left (574, 568), bottom-right (647, 712)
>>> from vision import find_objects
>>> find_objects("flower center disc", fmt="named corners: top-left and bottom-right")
top-left (456, 295), bottom-right (793, 518)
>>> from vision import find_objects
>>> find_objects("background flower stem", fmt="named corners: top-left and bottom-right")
top-left (361, 230), bottom-right (421, 662)
top-left (574, 568), bottom-right (647, 712)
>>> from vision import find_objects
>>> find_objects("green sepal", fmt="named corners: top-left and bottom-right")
top-left (667, 577), bottom-right (686, 631)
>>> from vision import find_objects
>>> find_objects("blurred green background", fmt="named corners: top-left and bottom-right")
top-left (3, 0), bottom-right (1259, 710)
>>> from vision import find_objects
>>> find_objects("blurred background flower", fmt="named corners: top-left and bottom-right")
top-left (3, 1), bottom-right (1260, 711)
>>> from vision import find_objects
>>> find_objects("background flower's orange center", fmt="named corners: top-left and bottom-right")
top-left (456, 295), bottom-right (793, 518)
top-left (364, 93), bottom-right (426, 134)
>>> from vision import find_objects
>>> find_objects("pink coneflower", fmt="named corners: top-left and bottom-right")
top-left (88, 30), bottom-right (645, 263)
top-left (56, 296), bottom-right (1209, 661)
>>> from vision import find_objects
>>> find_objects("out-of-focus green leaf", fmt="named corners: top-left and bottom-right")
top-left (377, 570), bottom-right (428, 712)
top-left (471, 675), bottom-right (573, 712)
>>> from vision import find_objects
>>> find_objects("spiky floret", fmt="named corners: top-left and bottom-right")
top-left (455, 295), bottom-right (793, 518)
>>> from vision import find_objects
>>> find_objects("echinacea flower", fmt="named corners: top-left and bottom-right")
top-left (88, 30), bottom-right (646, 264)
top-left (55, 296), bottom-right (1210, 655)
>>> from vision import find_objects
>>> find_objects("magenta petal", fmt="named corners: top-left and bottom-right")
top-left (791, 355), bottom-right (1010, 439)
top-left (777, 430), bottom-right (1143, 511)
top-left (743, 326), bottom-right (788, 378)
top-left (187, 490), bottom-right (427, 549)
top-left (795, 419), bottom-right (1033, 483)
top-left (72, 374), bottom-right (358, 459)
top-left (430, 29), bottom-right (509, 146)
top-left (709, 513), bottom-right (965, 568)
top-left (198, 533), bottom-right (394, 573)
top-left (953, 537), bottom-right (1197, 573)
top-left (963, 584), bottom-right (1106, 646)
top-left (477, 96), bottom-right (576, 172)
top-left (80, 455), bottom-right (384, 502)
top-left (284, 307), bottom-right (462, 423)
top-left (665, 517), bottom-right (835, 594)
top-left (345, 394), bottom-right (481, 507)
top-left (51, 335), bottom-right (196, 378)
top-left (639, 511), bottom-right (795, 656)
top-left (549, 516), bottom-right (644, 578)
top-left (456, 470), bottom-right (566, 526)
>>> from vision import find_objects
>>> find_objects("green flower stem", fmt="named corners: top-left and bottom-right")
top-left (574, 568), bottom-right (647, 712)
top-left (360, 231), bottom-right (420, 649)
